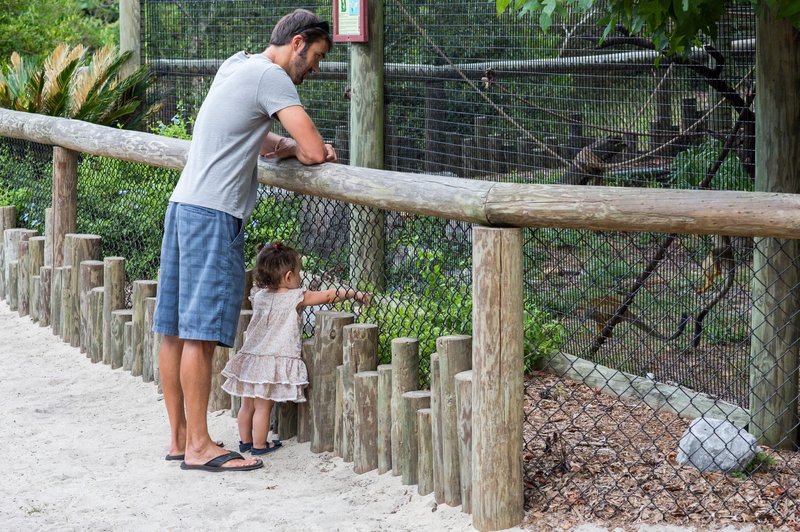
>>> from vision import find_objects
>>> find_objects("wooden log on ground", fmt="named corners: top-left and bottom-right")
top-left (4, 228), bottom-right (35, 307)
top-left (27, 236), bottom-right (45, 320)
top-left (455, 370), bottom-right (473, 514)
top-left (0, 206), bottom-right (17, 299)
top-left (52, 266), bottom-right (67, 337)
top-left (123, 321), bottom-right (134, 371)
top-left (103, 257), bottom-right (126, 365)
top-left (66, 234), bottom-right (101, 347)
top-left (334, 365), bottom-right (345, 457)
top-left (472, 227), bottom-right (524, 531)
top-left (17, 239), bottom-right (30, 317)
top-left (391, 337), bottom-right (420, 476)
top-left (7, 260), bottom-right (18, 310)
top-left (39, 266), bottom-right (51, 327)
top-left (377, 364), bottom-right (393, 474)
top-left (60, 235), bottom-right (75, 341)
top-left (297, 338), bottom-right (315, 443)
top-left (111, 309), bottom-right (133, 370)
top-left (142, 297), bottom-right (156, 381)
top-left (31, 275), bottom-right (41, 322)
top-left (79, 260), bottom-right (104, 355)
top-left (208, 346), bottom-right (230, 411)
top-left (311, 311), bottom-right (354, 453)
top-left (400, 390), bottom-right (431, 485)
top-left (353, 370), bottom-right (379, 474)
top-left (417, 408), bottom-right (434, 495)
top-left (131, 279), bottom-right (157, 377)
top-left (277, 402), bottom-right (298, 440)
top-left (430, 353), bottom-right (445, 503)
top-left (342, 323), bottom-right (379, 463)
top-left (229, 310), bottom-right (253, 418)
top-left (438, 334), bottom-right (472, 506)
top-left (543, 351), bottom-right (750, 427)
top-left (89, 287), bottom-right (104, 362)
top-left (152, 327), bottom-right (163, 393)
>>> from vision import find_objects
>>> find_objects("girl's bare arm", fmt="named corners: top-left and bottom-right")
top-left (300, 287), bottom-right (371, 308)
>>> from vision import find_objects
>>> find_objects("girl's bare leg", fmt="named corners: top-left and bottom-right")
top-left (253, 397), bottom-right (275, 448)
top-left (237, 397), bottom-right (255, 445)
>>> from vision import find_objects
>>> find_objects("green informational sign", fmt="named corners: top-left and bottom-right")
top-left (333, 0), bottom-right (367, 42)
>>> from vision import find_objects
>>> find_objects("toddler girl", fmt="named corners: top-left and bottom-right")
top-left (221, 242), bottom-right (370, 454)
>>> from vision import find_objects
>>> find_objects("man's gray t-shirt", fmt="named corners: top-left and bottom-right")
top-left (170, 52), bottom-right (302, 220)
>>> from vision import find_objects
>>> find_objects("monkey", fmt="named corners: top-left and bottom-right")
top-left (697, 234), bottom-right (735, 294)
top-left (583, 294), bottom-right (689, 341)
top-left (692, 235), bottom-right (737, 348)
top-left (558, 136), bottom-right (629, 186)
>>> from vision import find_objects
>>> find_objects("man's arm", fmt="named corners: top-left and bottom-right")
top-left (272, 105), bottom-right (336, 165)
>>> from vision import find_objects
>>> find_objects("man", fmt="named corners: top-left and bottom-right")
top-left (153, 9), bottom-right (336, 472)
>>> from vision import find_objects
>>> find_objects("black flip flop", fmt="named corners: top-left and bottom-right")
top-left (165, 440), bottom-right (225, 461)
top-left (180, 451), bottom-right (263, 472)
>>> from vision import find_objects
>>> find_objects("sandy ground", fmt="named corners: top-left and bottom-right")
top-left (0, 299), bottom-right (480, 532)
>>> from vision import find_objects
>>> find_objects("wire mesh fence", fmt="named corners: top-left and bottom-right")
top-left (2, 0), bottom-right (799, 528)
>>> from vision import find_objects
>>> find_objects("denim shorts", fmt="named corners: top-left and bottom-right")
top-left (153, 202), bottom-right (245, 348)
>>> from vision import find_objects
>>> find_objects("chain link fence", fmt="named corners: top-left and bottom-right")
top-left (2, 0), bottom-right (799, 528)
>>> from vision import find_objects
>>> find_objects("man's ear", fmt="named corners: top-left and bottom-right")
top-left (291, 34), bottom-right (304, 50)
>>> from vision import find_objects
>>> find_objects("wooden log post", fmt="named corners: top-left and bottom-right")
top-left (152, 328), bottom-right (163, 393)
top-left (119, 0), bottom-right (141, 78)
top-left (31, 275), bottom-right (41, 322)
top-left (391, 337), bottom-right (420, 476)
top-left (111, 309), bottom-right (133, 370)
top-left (44, 207), bottom-right (53, 267)
top-left (27, 236), bottom-right (45, 320)
top-left (39, 266), bottom-right (52, 327)
top-left (438, 334), bottom-right (472, 506)
top-left (430, 353), bottom-right (445, 503)
top-left (455, 370), bottom-right (474, 514)
top-left (59, 235), bottom-right (75, 341)
top-left (103, 257), bottom-right (126, 365)
top-left (310, 311), bottom-right (355, 453)
top-left (7, 261), bottom-right (18, 310)
top-left (472, 226), bottom-right (524, 531)
top-left (17, 239), bottom-right (30, 317)
top-left (348, 0), bottom-right (385, 290)
top-left (52, 147), bottom-right (78, 269)
top-left (400, 390), bottom-right (431, 485)
top-left (241, 268), bottom-right (253, 310)
top-left (52, 266), bottom-right (67, 337)
top-left (377, 364), bottom-right (393, 474)
top-left (208, 346), bottom-right (230, 411)
top-left (277, 402), bottom-right (298, 440)
top-left (4, 228), bottom-right (36, 308)
top-left (342, 323), bottom-right (379, 462)
top-left (0, 206), bottom-right (17, 299)
top-left (353, 370), bottom-right (379, 474)
top-left (417, 408), bottom-right (434, 495)
top-left (79, 260), bottom-right (104, 355)
top-left (297, 338), bottom-right (315, 443)
top-left (229, 309), bottom-right (253, 418)
top-left (131, 280), bottom-right (157, 377)
top-left (143, 297), bottom-right (156, 381)
top-left (89, 287), bottom-right (104, 362)
top-left (123, 321), bottom-right (134, 372)
top-left (66, 234), bottom-right (101, 347)
top-left (334, 365), bottom-right (345, 457)
top-left (749, 5), bottom-right (800, 450)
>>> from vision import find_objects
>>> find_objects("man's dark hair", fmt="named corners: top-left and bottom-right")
top-left (270, 9), bottom-right (333, 50)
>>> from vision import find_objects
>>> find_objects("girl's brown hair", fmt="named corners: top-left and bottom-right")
top-left (253, 242), bottom-right (301, 289)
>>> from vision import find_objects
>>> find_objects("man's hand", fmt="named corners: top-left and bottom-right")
top-left (324, 143), bottom-right (337, 163)
top-left (261, 136), bottom-right (297, 160)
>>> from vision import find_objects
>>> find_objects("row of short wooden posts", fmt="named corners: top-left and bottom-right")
top-left (0, 206), bottom-right (162, 387)
top-left (269, 310), bottom-right (478, 513)
top-left (1, 202), bottom-right (523, 531)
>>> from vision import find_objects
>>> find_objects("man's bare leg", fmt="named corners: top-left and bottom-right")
top-left (181, 339), bottom-right (259, 467)
top-left (159, 334), bottom-right (186, 457)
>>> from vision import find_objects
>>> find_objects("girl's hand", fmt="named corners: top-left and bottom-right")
top-left (358, 291), bottom-right (372, 306)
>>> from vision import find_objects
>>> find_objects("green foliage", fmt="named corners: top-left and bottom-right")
top-left (497, 0), bottom-right (800, 54)
top-left (671, 139), bottom-right (752, 191)
top-left (731, 451), bottom-right (776, 479)
top-left (0, 44), bottom-right (159, 129)
top-left (0, 0), bottom-right (117, 61)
